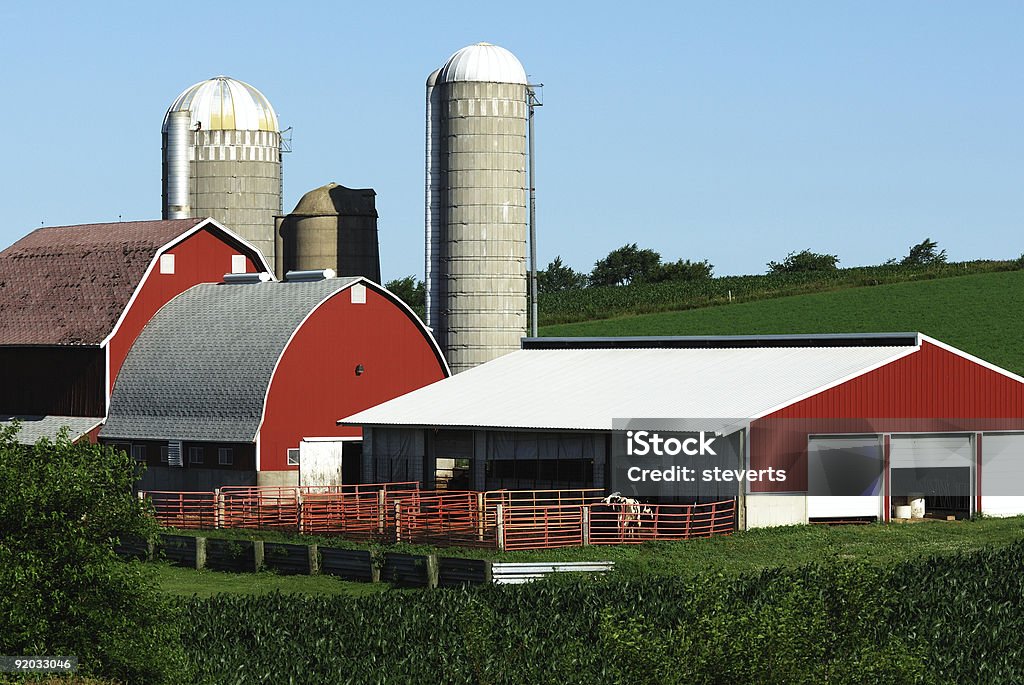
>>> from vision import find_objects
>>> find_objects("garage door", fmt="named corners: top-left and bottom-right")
top-left (982, 433), bottom-right (1024, 517)
top-left (889, 434), bottom-right (972, 501)
top-left (807, 435), bottom-right (883, 519)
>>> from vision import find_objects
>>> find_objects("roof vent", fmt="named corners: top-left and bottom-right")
top-left (223, 272), bottom-right (273, 284)
top-left (285, 269), bottom-right (337, 282)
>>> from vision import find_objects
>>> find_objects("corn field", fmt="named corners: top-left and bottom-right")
top-left (180, 540), bottom-right (1024, 684)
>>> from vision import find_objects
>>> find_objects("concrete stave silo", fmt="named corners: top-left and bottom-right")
top-left (426, 43), bottom-right (529, 373)
top-left (275, 182), bottom-right (381, 281)
top-left (162, 76), bottom-right (282, 269)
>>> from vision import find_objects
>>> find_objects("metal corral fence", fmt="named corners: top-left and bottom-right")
top-left (141, 485), bottom-right (735, 551)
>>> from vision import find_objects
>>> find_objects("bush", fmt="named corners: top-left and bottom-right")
top-left (899, 238), bottom-right (947, 266)
top-left (538, 256), bottom-right (587, 294)
top-left (589, 243), bottom-right (663, 286)
top-left (384, 275), bottom-right (425, 320)
top-left (767, 249), bottom-right (840, 274)
top-left (649, 258), bottom-right (714, 282)
top-left (0, 425), bottom-right (187, 684)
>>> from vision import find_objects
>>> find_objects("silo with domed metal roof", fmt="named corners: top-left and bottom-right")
top-left (162, 76), bottom-right (282, 267)
top-left (426, 42), bottom-right (529, 374)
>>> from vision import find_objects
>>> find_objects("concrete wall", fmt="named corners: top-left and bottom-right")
top-left (256, 469), bottom-right (300, 487)
top-left (744, 494), bottom-right (808, 529)
top-left (437, 80), bottom-right (527, 373)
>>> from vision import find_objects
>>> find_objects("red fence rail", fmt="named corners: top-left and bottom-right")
top-left (141, 486), bottom-right (735, 551)
top-left (144, 491), bottom-right (217, 530)
top-left (588, 499), bottom-right (736, 545)
top-left (300, 491), bottom-right (386, 540)
top-left (395, 492), bottom-right (495, 548)
top-left (501, 504), bottom-right (585, 550)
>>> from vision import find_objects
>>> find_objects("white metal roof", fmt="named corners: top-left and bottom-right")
top-left (437, 42), bottom-right (528, 85)
top-left (162, 76), bottom-right (279, 132)
top-left (340, 344), bottom-right (918, 430)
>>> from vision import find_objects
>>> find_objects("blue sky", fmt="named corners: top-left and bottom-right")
top-left (0, 1), bottom-right (1020, 281)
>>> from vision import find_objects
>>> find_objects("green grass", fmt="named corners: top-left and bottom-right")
top-left (539, 259), bottom-right (1018, 325)
top-left (541, 269), bottom-right (1024, 374)
top-left (150, 562), bottom-right (390, 598)
top-left (158, 517), bottom-right (1024, 581)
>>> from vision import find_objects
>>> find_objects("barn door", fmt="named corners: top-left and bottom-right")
top-left (806, 435), bottom-right (884, 520)
top-left (981, 433), bottom-right (1024, 517)
top-left (889, 434), bottom-right (973, 517)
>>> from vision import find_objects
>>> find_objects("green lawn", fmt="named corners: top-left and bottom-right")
top-left (156, 517), bottom-right (1024, 585)
top-left (150, 562), bottom-right (390, 598)
top-left (541, 269), bottom-right (1024, 374)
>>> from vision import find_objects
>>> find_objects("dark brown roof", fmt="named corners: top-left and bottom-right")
top-left (0, 219), bottom-right (204, 345)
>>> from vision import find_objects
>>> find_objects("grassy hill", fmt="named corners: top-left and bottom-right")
top-left (539, 260), bottom-right (1018, 325)
top-left (540, 269), bottom-right (1024, 374)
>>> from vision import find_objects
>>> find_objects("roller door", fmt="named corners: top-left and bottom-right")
top-left (981, 433), bottom-right (1024, 517)
top-left (889, 434), bottom-right (973, 514)
top-left (807, 435), bottom-right (883, 519)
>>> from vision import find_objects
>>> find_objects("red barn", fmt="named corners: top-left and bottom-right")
top-left (99, 275), bottom-right (448, 490)
top-left (341, 334), bottom-right (1024, 525)
top-left (0, 218), bottom-right (269, 443)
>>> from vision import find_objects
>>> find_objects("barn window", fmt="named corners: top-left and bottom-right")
top-left (159, 253), bottom-right (175, 274)
top-left (131, 445), bottom-right (146, 462)
top-left (167, 441), bottom-right (183, 468)
top-left (160, 446), bottom-right (168, 464)
top-left (350, 284), bottom-right (366, 304)
top-left (188, 446), bottom-right (204, 464)
top-left (231, 254), bottom-right (247, 274)
top-left (287, 448), bottom-right (300, 466)
top-left (218, 447), bottom-right (234, 466)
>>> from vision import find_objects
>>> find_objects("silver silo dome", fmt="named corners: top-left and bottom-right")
top-left (426, 43), bottom-right (529, 373)
top-left (161, 76), bottom-right (282, 269)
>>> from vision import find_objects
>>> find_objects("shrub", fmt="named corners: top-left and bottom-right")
top-left (0, 425), bottom-right (187, 684)
top-left (767, 249), bottom-right (840, 274)
top-left (899, 238), bottom-right (947, 266)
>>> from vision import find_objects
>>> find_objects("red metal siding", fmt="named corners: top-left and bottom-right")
top-left (258, 285), bottom-right (447, 472)
top-left (107, 227), bottom-right (260, 393)
top-left (751, 341), bottom-right (1024, 492)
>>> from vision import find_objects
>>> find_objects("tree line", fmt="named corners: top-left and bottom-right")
top-left (385, 238), bottom-right (950, 308)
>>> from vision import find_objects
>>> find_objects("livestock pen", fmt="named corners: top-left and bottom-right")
top-left (142, 485), bottom-right (735, 551)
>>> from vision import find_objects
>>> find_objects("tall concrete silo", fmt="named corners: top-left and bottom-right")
top-left (274, 182), bottom-right (381, 281)
top-left (162, 76), bottom-right (282, 268)
top-left (426, 42), bottom-right (529, 373)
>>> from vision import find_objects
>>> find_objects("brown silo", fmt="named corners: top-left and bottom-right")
top-left (275, 182), bottom-right (381, 281)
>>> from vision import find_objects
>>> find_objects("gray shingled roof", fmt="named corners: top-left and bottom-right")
top-left (100, 277), bottom-right (361, 442)
top-left (1, 415), bottom-right (104, 445)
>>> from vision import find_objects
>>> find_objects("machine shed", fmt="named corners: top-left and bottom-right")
top-left (101, 276), bottom-right (448, 490)
top-left (340, 334), bottom-right (1024, 527)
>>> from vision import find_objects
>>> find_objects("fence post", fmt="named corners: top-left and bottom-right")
top-left (426, 554), bottom-right (439, 589)
top-left (296, 491), bottom-right (304, 534)
top-left (582, 505), bottom-right (591, 546)
top-left (195, 536), bottom-right (207, 570)
top-left (394, 501), bottom-right (402, 543)
top-left (496, 504), bottom-right (505, 551)
top-left (308, 544), bottom-right (319, 575)
top-left (377, 489), bottom-right (386, 535)
top-left (253, 540), bottom-right (265, 571)
top-left (476, 492), bottom-right (485, 542)
top-left (214, 489), bottom-right (223, 529)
